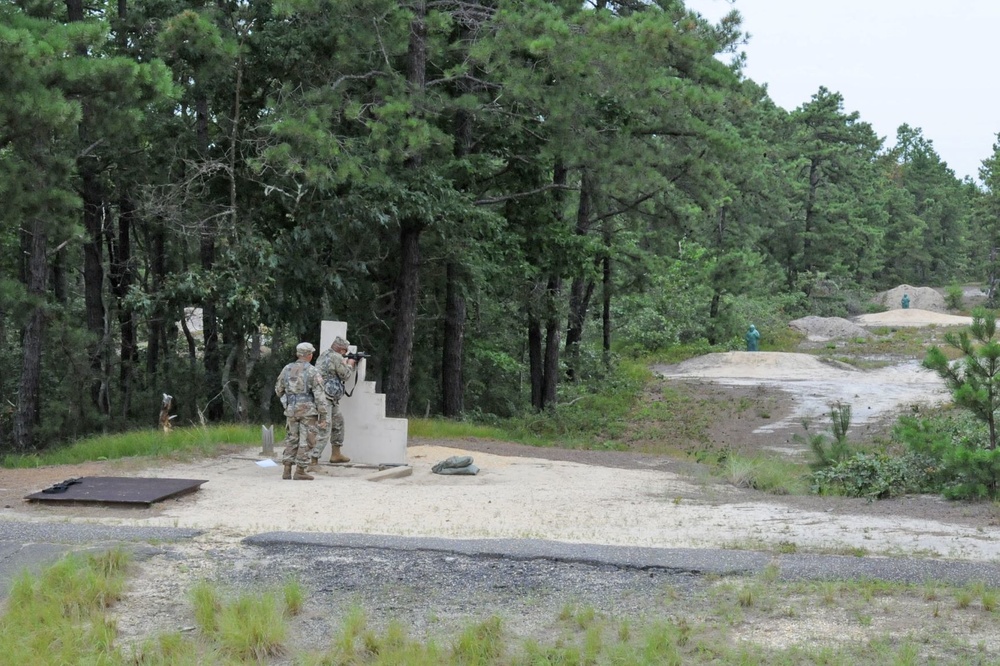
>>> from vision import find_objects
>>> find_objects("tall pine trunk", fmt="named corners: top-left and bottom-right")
top-left (386, 0), bottom-right (427, 418)
top-left (196, 93), bottom-right (223, 420)
top-left (441, 262), bottom-right (466, 416)
top-left (440, 96), bottom-right (473, 417)
top-left (564, 171), bottom-right (594, 380)
top-left (528, 315), bottom-right (543, 410)
top-left (82, 167), bottom-right (108, 413)
top-left (146, 221), bottom-right (167, 378)
top-left (386, 222), bottom-right (422, 417)
top-left (543, 275), bottom-right (561, 407)
top-left (14, 216), bottom-right (48, 451)
top-left (109, 198), bottom-right (137, 416)
top-left (602, 224), bottom-right (612, 357)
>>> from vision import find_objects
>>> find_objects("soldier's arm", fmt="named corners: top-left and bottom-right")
top-left (335, 355), bottom-right (354, 380)
top-left (310, 371), bottom-right (329, 416)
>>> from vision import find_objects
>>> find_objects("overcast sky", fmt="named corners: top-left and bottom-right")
top-left (685, 0), bottom-right (1000, 182)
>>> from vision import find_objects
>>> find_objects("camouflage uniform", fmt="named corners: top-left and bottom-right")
top-left (274, 358), bottom-right (329, 467)
top-left (312, 345), bottom-right (354, 461)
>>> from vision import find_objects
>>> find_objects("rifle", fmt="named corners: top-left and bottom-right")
top-left (343, 351), bottom-right (371, 397)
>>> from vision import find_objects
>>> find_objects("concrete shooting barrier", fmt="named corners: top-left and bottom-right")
top-left (318, 320), bottom-right (408, 466)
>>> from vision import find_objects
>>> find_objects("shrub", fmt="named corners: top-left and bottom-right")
top-left (798, 402), bottom-right (854, 471)
top-left (895, 412), bottom-right (1000, 500)
top-left (945, 284), bottom-right (964, 311)
top-left (810, 451), bottom-right (937, 500)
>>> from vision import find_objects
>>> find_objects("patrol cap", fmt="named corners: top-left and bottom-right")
top-left (296, 342), bottom-right (316, 356)
top-left (332, 336), bottom-right (349, 349)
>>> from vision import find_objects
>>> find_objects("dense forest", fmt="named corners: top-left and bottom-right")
top-left (3, 0), bottom-right (1000, 453)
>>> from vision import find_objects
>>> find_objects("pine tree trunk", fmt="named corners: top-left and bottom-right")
top-left (564, 172), bottom-right (594, 379)
top-left (82, 167), bottom-right (108, 413)
top-left (440, 92), bottom-right (473, 417)
top-left (386, 222), bottom-right (421, 417)
top-left (528, 316), bottom-right (543, 410)
top-left (386, 1), bottom-right (427, 418)
top-left (196, 93), bottom-right (223, 420)
top-left (803, 157), bottom-right (820, 273)
top-left (109, 197), bottom-right (137, 416)
top-left (146, 222), bottom-right (166, 377)
top-left (441, 262), bottom-right (466, 417)
top-left (543, 275), bottom-right (561, 408)
top-left (602, 251), bottom-right (611, 355)
top-left (14, 217), bottom-right (48, 451)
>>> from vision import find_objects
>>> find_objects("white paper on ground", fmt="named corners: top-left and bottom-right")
top-left (255, 459), bottom-right (279, 468)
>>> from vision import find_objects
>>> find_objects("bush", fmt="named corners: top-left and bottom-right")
top-left (894, 412), bottom-right (1000, 500)
top-left (810, 451), bottom-right (937, 500)
top-left (945, 284), bottom-right (964, 311)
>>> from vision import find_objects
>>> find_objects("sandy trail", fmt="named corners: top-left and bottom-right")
top-left (655, 352), bottom-right (950, 433)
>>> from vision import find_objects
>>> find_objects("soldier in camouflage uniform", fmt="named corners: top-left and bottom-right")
top-left (274, 342), bottom-right (329, 480)
top-left (309, 335), bottom-right (356, 469)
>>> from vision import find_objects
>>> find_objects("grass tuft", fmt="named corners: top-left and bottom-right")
top-left (1, 424), bottom-right (265, 468)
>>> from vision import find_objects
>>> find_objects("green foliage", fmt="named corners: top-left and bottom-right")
top-left (945, 283), bottom-right (965, 310)
top-left (895, 411), bottom-right (1000, 500)
top-left (798, 402), bottom-right (854, 471)
top-left (0, 0), bottom-right (986, 454)
top-left (810, 451), bottom-right (937, 500)
top-left (497, 356), bottom-right (650, 448)
top-left (612, 243), bottom-right (716, 351)
top-left (923, 309), bottom-right (1000, 475)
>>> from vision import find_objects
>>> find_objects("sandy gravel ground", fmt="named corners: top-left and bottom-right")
top-left (6, 436), bottom-right (1000, 563)
top-left (2, 305), bottom-right (994, 565)
top-left (853, 307), bottom-right (973, 327)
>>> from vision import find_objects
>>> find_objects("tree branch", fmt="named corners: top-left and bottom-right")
top-left (474, 183), bottom-right (576, 205)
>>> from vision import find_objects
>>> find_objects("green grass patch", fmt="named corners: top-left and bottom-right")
top-left (1, 424), bottom-right (265, 468)
top-left (721, 454), bottom-right (810, 495)
top-left (0, 549), bottom-right (131, 665)
top-left (760, 326), bottom-right (806, 353)
top-left (408, 418), bottom-right (509, 441)
top-left (7, 551), bottom-right (1000, 664)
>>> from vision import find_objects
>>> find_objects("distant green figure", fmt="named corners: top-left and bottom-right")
top-left (745, 324), bottom-right (760, 352)
top-left (901, 293), bottom-right (910, 309)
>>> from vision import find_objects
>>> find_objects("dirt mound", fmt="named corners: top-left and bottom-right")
top-left (789, 316), bottom-right (871, 342)
top-left (657, 351), bottom-right (857, 379)
top-left (875, 285), bottom-right (947, 312)
top-left (853, 308), bottom-right (972, 328)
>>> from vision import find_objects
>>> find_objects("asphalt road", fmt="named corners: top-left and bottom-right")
top-left (5, 522), bottom-right (1000, 602)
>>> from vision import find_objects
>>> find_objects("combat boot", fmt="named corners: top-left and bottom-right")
top-left (306, 459), bottom-right (322, 473)
top-left (329, 446), bottom-right (351, 464)
top-left (293, 466), bottom-right (314, 480)
top-left (282, 462), bottom-right (292, 480)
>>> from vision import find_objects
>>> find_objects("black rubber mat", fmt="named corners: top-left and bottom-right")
top-left (25, 477), bottom-right (208, 506)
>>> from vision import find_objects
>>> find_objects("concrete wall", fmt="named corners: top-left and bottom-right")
top-left (317, 321), bottom-right (408, 465)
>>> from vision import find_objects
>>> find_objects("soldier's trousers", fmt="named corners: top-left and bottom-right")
top-left (282, 414), bottom-right (319, 466)
top-left (313, 401), bottom-right (345, 459)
